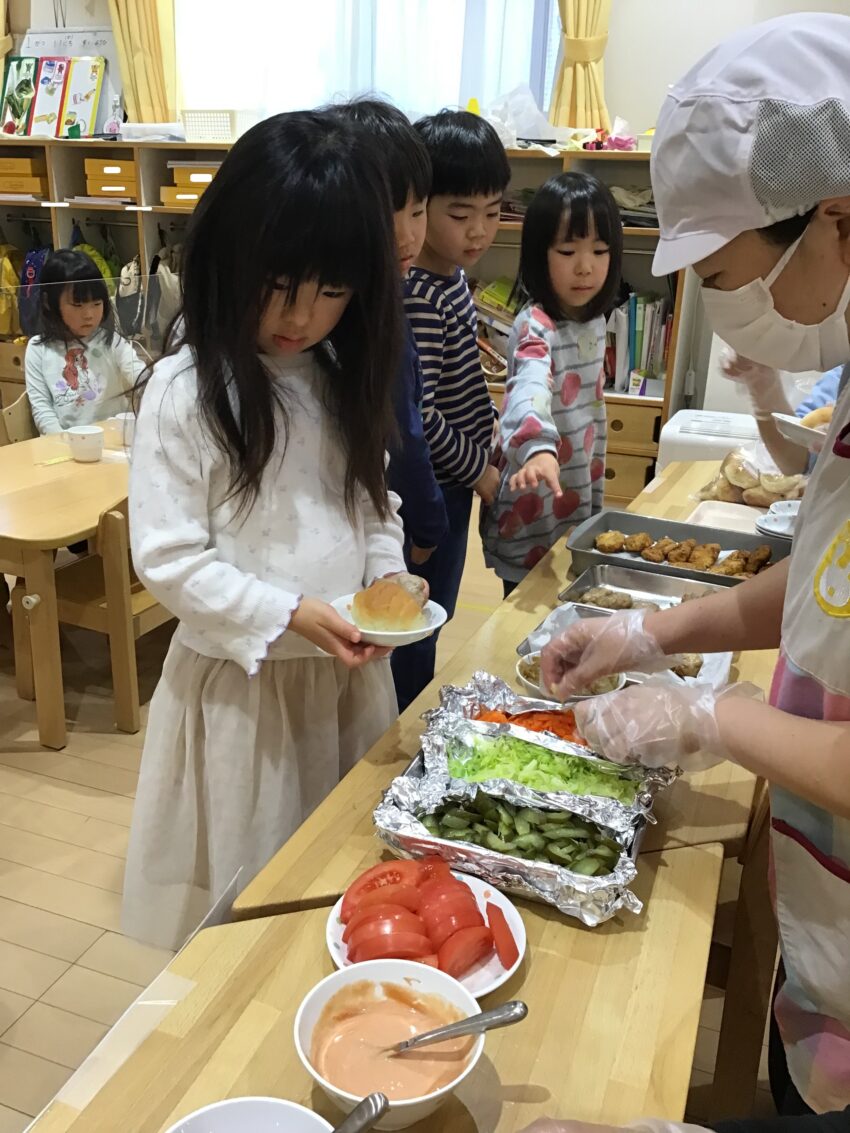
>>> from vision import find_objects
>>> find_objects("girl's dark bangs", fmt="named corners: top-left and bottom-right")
top-left (69, 277), bottom-right (104, 302)
top-left (260, 184), bottom-right (371, 293)
top-left (561, 191), bottom-right (615, 244)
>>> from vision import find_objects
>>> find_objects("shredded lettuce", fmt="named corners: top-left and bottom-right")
top-left (447, 733), bottom-right (637, 804)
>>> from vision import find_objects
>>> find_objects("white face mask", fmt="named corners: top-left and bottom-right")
top-left (701, 234), bottom-right (850, 372)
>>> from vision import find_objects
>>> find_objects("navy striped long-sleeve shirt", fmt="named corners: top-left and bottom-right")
top-left (404, 266), bottom-right (494, 488)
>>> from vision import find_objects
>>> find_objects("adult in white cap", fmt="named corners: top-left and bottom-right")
top-left (539, 11), bottom-right (850, 1129)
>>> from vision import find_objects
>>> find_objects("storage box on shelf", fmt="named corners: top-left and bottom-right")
top-left (479, 148), bottom-right (686, 504)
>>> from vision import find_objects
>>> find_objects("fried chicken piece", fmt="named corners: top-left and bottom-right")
top-left (671, 653), bottom-right (704, 679)
top-left (745, 544), bottom-right (772, 573)
top-left (641, 537), bottom-right (678, 563)
top-left (624, 531), bottom-right (653, 553)
top-left (632, 600), bottom-right (661, 611)
top-left (688, 543), bottom-right (721, 570)
top-left (681, 591), bottom-right (706, 603)
top-left (595, 530), bottom-right (626, 553)
top-left (667, 538), bottom-right (697, 564)
top-left (708, 553), bottom-right (749, 576)
top-left (580, 586), bottom-right (633, 610)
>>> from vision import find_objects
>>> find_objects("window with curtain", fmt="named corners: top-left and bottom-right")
top-left (175, 0), bottom-right (561, 120)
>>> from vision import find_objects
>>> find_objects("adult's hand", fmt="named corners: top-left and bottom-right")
top-left (541, 610), bottom-right (667, 700)
top-left (574, 678), bottom-right (762, 770)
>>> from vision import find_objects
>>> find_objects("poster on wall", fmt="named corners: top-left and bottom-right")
top-left (30, 57), bottom-right (69, 137)
top-left (58, 56), bottom-right (105, 137)
top-left (0, 57), bottom-right (38, 135)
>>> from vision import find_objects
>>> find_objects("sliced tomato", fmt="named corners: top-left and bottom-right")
top-left (347, 882), bottom-right (421, 920)
top-left (349, 931), bottom-right (432, 963)
top-left (418, 877), bottom-right (477, 909)
top-left (438, 926), bottom-right (494, 979)
top-left (417, 858), bottom-right (452, 885)
top-left (342, 903), bottom-right (423, 944)
top-left (340, 860), bottom-right (422, 922)
top-left (347, 913), bottom-right (427, 954)
top-left (486, 902), bottom-right (520, 970)
top-left (417, 954), bottom-right (439, 967)
top-left (421, 892), bottom-right (482, 935)
top-left (425, 907), bottom-right (486, 951)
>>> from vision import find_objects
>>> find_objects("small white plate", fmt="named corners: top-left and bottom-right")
top-left (326, 871), bottom-right (526, 999)
top-left (516, 652), bottom-right (625, 701)
top-left (756, 499), bottom-right (800, 540)
top-left (685, 500), bottom-right (762, 531)
top-left (332, 593), bottom-right (447, 647)
top-left (772, 412), bottom-right (829, 453)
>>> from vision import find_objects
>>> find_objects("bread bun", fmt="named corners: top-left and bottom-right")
top-left (351, 579), bottom-right (426, 632)
top-left (743, 486), bottom-right (783, 507)
top-left (800, 404), bottom-right (833, 430)
top-left (721, 451), bottom-right (759, 490)
top-left (760, 471), bottom-right (801, 496)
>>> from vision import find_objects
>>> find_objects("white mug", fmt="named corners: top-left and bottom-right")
top-left (106, 411), bottom-right (135, 449)
top-left (62, 424), bottom-right (104, 462)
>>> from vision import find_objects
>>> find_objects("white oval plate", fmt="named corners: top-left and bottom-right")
top-left (331, 593), bottom-right (447, 647)
top-left (772, 412), bottom-right (829, 453)
top-left (326, 870), bottom-right (526, 999)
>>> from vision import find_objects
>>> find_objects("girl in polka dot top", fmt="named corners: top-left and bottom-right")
top-left (481, 172), bottom-right (623, 595)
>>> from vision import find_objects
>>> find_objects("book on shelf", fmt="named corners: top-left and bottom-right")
top-left (606, 291), bottom-right (670, 393)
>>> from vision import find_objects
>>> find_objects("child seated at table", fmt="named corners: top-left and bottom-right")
top-left (25, 248), bottom-right (143, 435)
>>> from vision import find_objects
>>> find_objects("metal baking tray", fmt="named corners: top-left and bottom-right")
top-left (567, 509), bottom-right (791, 586)
top-left (558, 564), bottom-right (727, 608)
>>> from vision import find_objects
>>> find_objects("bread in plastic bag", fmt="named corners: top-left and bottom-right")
top-left (695, 442), bottom-right (806, 508)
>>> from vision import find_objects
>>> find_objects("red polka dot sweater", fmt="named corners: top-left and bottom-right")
top-left (480, 304), bottom-right (607, 583)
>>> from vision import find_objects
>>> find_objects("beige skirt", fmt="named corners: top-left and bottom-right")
top-left (122, 640), bottom-right (397, 949)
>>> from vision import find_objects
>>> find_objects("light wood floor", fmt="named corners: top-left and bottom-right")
top-left (0, 512), bottom-right (773, 1128)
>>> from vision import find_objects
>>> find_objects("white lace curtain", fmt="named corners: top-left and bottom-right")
top-left (175, 0), bottom-right (560, 120)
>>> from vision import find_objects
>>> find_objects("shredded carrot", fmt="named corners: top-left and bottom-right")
top-left (473, 707), bottom-right (582, 743)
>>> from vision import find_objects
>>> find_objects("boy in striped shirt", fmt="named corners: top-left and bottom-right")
top-left (391, 110), bottom-right (510, 711)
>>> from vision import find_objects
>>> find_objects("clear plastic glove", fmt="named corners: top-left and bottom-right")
top-left (573, 677), bottom-right (763, 771)
top-left (541, 610), bottom-right (670, 700)
top-left (721, 349), bottom-right (786, 420)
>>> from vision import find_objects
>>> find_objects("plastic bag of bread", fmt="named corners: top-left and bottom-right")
top-left (695, 443), bottom-right (806, 509)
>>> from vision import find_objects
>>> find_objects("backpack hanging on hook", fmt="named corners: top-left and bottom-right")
top-left (19, 221), bottom-right (52, 336)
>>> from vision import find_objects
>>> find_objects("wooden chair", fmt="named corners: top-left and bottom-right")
top-left (1, 390), bottom-right (38, 445)
top-left (12, 502), bottom-right (173, 733)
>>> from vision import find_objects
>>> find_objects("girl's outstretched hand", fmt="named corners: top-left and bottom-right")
top-left (290, 597), bottom-right (390, 668)
top-left (510, 452), bottom-right (562, 496)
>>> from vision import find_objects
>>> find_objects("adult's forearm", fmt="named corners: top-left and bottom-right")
top-left (756, 417), bottom-right (807, 476)
top-left (645, 558), bottom-right (788, 654)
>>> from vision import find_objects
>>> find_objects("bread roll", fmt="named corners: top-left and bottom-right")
top-left (714, 477), bottom-right (744, 503)
top-left (800, 404), bottom-right (833, 430)
top-left (721, 451), bottom-right (759, 490)
top-left (743, 486), bottom-right (783, 507)
top-left (760, 471), bottom-right (801, 496)
top-left (351, 579), bottom-right (426, 632)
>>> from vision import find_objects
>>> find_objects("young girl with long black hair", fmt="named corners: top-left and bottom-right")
top-left (123, 111), bottom-right (408, 949)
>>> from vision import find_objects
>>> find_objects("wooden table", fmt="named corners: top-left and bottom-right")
top-left (30, 844), bottom-right (723, 1133)
top-left (0, 433), bottom-right (127, 748)
top-left (234, 461), bottom-right (776, 919)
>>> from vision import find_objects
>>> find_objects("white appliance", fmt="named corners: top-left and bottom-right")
top-left (658, 408), bottom-right (759, 471)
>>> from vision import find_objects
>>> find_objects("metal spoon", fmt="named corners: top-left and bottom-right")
top-left (331, 1092), bottom-right (389, 1133)
top-left (388, 999), bottom-right (528, 1056)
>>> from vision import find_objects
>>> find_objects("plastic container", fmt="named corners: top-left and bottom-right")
top-left (180, 109), bottom-right (260, 143)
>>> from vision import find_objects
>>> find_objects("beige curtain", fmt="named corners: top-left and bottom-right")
top-left (549, 0), bottom-right (612, 131)
top-left (108, 0), bottom-right (176, 123)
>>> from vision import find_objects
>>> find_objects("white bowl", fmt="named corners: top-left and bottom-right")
top-left (516, 652), bottom-right (625, 701)
top-left (332, 594), bottom-right (447, 647)
top-left (162, 1096), bottom-right (333, 1133)
top-left (325, 871), bottom-right (526, 998)
top-left (294, 959), bottom-right (483, 1131)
